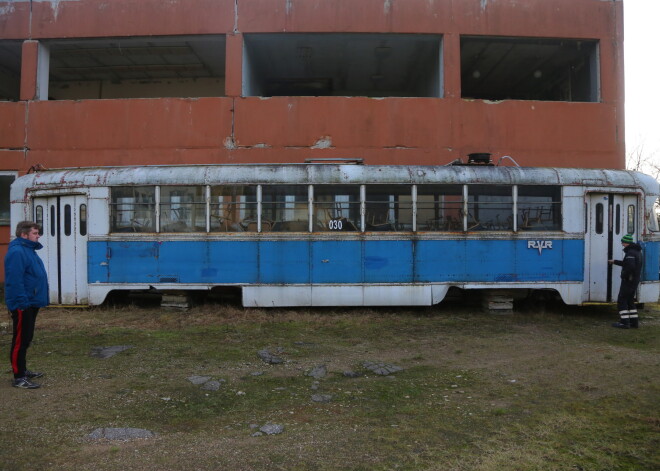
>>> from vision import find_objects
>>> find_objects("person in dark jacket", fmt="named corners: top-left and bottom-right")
top-left (5, 221), bottom-right (49, 389)
top-left (608, 234), bottom-right (643, 329)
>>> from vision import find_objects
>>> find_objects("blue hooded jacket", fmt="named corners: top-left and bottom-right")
top-left (4, 237), bottom-right (49, 311)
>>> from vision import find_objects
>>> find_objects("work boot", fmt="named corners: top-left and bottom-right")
top-left (611, 319), bottom-right (630, 329)
top-left (629, 317), bottom-right (639, 328)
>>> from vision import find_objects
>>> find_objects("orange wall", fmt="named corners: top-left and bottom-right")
top-left (17, 96), bottom-right (622, 169)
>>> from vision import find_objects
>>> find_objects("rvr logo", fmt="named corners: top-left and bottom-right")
top-left (528, 240), bottom-right (553, 255)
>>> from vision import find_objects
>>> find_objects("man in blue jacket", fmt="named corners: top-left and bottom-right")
top-left (5, 221), bottom-right (49, 389)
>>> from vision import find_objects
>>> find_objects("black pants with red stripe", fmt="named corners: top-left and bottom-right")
top-left (9, 307), bottom-right (40, 379)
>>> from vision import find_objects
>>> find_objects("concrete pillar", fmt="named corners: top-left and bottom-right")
top-left (443, 33), bottom-right (461, 99)
top-left (20, 40), bottom-right (38, 101)
top-left (225, 33), bottom-right (243, 97)
top-left (20, 40), bottom-right (50, 101)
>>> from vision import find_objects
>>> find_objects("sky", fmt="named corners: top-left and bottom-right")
top-left (624, 0), bottom-right (660, 169)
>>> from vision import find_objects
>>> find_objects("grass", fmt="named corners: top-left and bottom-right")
top-left (0, 300), bottom-right (658, 471)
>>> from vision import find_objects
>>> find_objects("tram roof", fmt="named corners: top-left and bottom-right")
top-left (11, 164), bottom-right (660, 197)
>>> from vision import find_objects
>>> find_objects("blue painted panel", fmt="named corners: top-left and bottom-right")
top-left (89, 238), bottom-right (586, 286)
top-left (512, 239), bottom-right (583, 281)
top-left (468, 240), bottom-right (516, 281)
top-left (414, 240), bottom-right (467, 281)
top-left (311, 240), bottom-right (362, 283)
top-left (415, 239), bottom-right (584, 282)
top-left (259, 241), bottom-right (310, 283)
top-left (88, 240), bottom-right (259, 284)
top-left (106, 241), bottom-right (160, 283)
top-left (642, 241), bottom-right (660, 281)
top-left (88, 241), bottom-right (109, 283)
top-left (208, 241), bottom-right (259, 283)
top-left (364, 240), bottom-right (413, 282)
top-left (157, 241), bottom-right (258, 283)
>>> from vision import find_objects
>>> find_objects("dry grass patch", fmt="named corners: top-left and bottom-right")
top-left (1, 301), bottom-right (658, 470)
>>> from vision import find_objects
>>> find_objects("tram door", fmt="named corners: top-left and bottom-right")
top-left (33, 195), bottom-right (89, 305)
top-left (586, 193), bottom-right (638, 302)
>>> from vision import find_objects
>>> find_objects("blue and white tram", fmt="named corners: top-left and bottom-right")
top-left (9, 164), bottom-right (660, 307)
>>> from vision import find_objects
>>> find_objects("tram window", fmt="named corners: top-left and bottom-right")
top-left (595, 203), bottom-right (604, 234)
top-left (35, 206), bottom-right (44, 235)
top-left (627, 205), bottom-right (635, 235)
top-left (649, 197), bottom-right (660, 232)
top-left (160, 186), bottom-right (205, 233)
top-left (64, 204), bottom-right (72, 236)
top-left (110, 187), bottom-right (156, 233)
top-left (365, 185), bottom-right (412, 231)
top-left (210, 185), bottom-right (257, 232)
top-left (416, 185), bottom-right (463, 231)
top-left (467, 185), bottom-right (513, 231)
top-left (517, 186), bottom-right (561, 231)
top-left (261, 185), bottom-right (308, 232)
top-left (79, 204), bottom-right (87, 236)
top-left (50, 205), bottom-right (56, 236)
top-left (615, 204), bottom-right (621, 235)
top-left (313, 185), bottom-right (360, 232)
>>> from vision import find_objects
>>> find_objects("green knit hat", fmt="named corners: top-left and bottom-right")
top-left (621, 234), bottom-right (634, 244)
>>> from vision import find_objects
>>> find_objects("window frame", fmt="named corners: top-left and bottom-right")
top-left (108, 183), bottom-right (565, 234)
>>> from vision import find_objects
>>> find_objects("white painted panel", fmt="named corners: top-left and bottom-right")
top-left (562, 186), bottom-right (585, 233)
top-left (311, 285), bottom-right (363, 306)
top-left (431, 285), bottom-right (450, 304)
top-left (638, 282), bottom-right (660, 304)
top-left (586, 194), bottom-right (610, 301)
top-left (34, 195), bottom-right (88, 305)
top-left (88, 285), bottom-right (115, 305)
top-left (363, 285), bottom-right (432, 306)
top-left (555, 284), bottom-right (584, 305)
top-left (242, 286), bottom-right (312, 307)
top-left (59, 195), bottom-right (89, 304)
top-left (34, 197), bottom-right (60, 304)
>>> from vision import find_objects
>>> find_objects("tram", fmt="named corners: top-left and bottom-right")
top-left (9, 163), bottom-right (660, 307)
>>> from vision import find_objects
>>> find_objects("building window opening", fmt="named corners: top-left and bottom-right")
top-left (243, 33), bottom-right (442, 97)
top-left (0, 41), bottom-right (22, 101)
top-left (0, 174), bottom-right (16, 225)
top-left (47, 36), bottom-right (226, 100)
top-left (461, 36), bottom-right (599, 102)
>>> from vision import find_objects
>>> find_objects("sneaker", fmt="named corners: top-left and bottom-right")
top-left (12, 377), bottom-right (40, 389)
top-left (24, 370), bottom-right (44, 379)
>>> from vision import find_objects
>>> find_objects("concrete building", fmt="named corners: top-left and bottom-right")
top-left (0, 0), bottom-right (625, 278)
